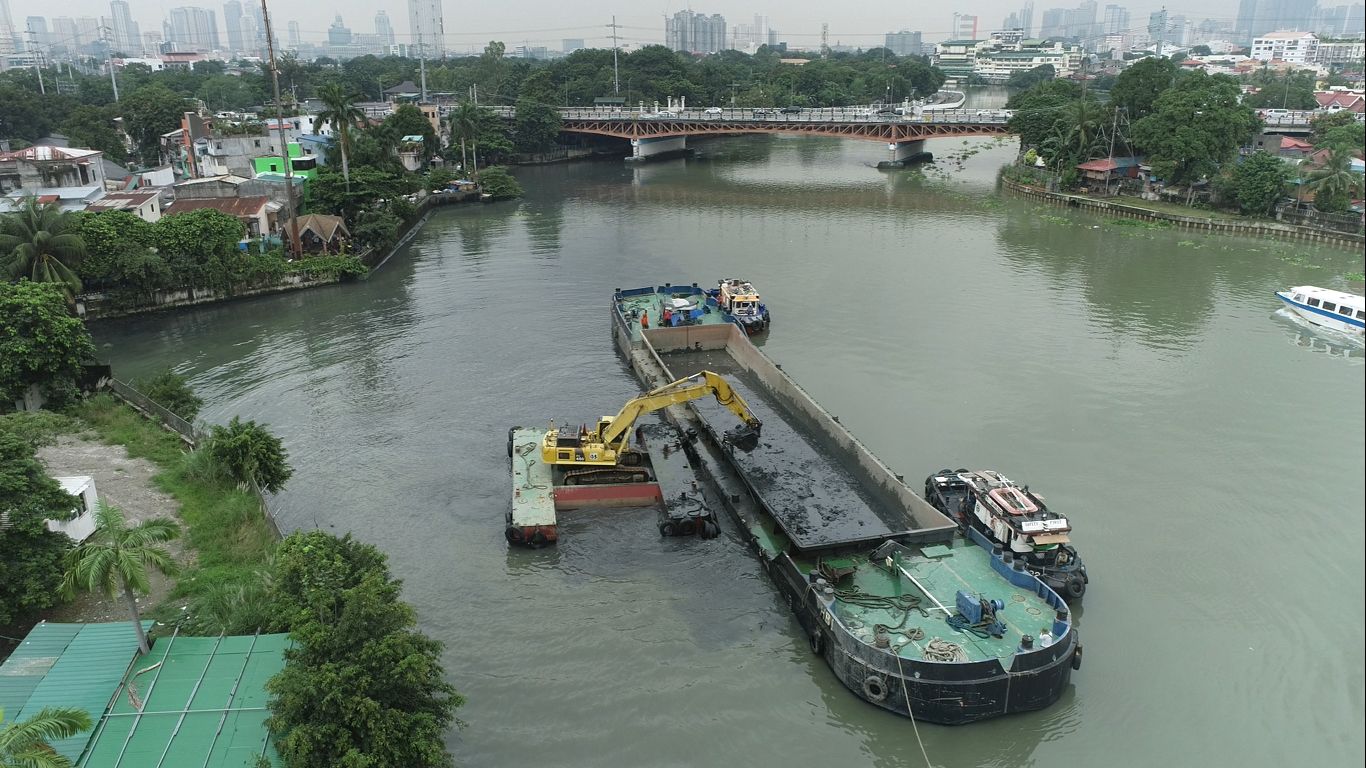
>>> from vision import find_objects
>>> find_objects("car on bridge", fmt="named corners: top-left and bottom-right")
top-left (779, 106), bottom-right (803, 114)
top-left (752, 108), bottom-right (775, 116)
top-left (704, 107), bottom-right (723, 116)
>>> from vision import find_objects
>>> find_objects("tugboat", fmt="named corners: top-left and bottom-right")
top-left (709, 279), bottom-right (770, 334)
top-left (925, 470), bottom-right (1089, 601)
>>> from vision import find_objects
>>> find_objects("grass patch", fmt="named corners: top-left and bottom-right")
top-left (0, 410), bottom-right (82, 446)
top-left (68, 395), bottom-right (278, 633)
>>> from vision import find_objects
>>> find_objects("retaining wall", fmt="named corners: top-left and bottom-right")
top-left (1000, 176), bottom-right (1364, 250)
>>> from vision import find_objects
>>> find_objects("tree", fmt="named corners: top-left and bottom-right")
top-left (385, 104), bottom-right (439, 166)
top-left (60, 104), bottom-right (128, 162)
top-left (153, 209), bottom-right (246, 289)
top-left (1229, 151), bottom-right (1290, 216)
top-left (266, 532), bottom-right (462, 768)
top-left (76, 211), bottom-right (170, 296)
top-left (1310, 111), bottom-right (1365, 152)
top-left (1109, 56), bottom-right (1178, 121)
top-left (1130, 71), bottom-right (1257, 187)
top-left (1007, 64), bottom-right (1056, 90)
top-left (313, 84), bottom-right (366, 189)
top-left (0, 281), bottom-right (96, 407)
top-left (1006, 79), bottom-right (1084, 149)
top-left (0, 706), bottom-right (93, 768)
top-left (447, 101), bottom-right (480, 174)
top-left (1242, 68), bottom-right (1317, 110)
top-left (513, 97), bottom-right (562, 153)
top-left (1306, 148), bottom-right (1363, 213)
top-left (207, 417), bottom-right (293, 493)
top-left (0, 198), bottom-right (87, 297)
top-left (60, 502), bottom-right (180, 655)
top-left (133, 369), bottom-right (204, 422)
top-left (478, 167), bottom-right (523, 200)
top-left (0, 430), bottom-right (75, 626)
top-left (122, 84), bottom-right (192, 166)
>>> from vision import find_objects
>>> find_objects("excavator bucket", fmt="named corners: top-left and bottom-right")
top-left (724, 420), bottom-right (762, 451)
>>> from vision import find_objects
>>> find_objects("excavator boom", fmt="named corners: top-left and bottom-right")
top-left (600, 371), bottom-right (762, 450)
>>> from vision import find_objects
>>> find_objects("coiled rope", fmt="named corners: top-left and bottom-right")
top-left (922, 638), bottom-right (968, 663)
top-left (515, 442), bottom-right (548, 490)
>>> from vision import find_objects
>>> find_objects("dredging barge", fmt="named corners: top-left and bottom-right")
top-left (605, 285), bottom-right (1081, 725)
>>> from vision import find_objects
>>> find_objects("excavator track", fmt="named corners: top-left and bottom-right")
top-left (561, 467), bottom-right (652, 485)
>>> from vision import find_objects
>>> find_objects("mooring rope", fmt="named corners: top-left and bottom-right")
top-left (894, 649), bottom-right (935, 768)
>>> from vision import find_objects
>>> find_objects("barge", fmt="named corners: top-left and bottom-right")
top-left (610, 291), bottom-right (1081, 725)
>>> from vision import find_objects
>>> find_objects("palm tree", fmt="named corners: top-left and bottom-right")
top-left (0, 706), bottom-right (93, 768)
top-left (1305, 148), bottom-right (1363, 213)
top-left (448, 100), bottom-right (481, 177)
top-left (313, 83), bottom-right (367, 190)
top-left (0, 197), bottom-right (86, 297)
top-left (60, 502), bottom-right (180, 656)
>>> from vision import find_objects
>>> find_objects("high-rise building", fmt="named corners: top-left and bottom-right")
top-left (665, 9), bottom-right (726, 54)
top-left (109, 1), bottom-right (140, 53)
top-left (562, 38), bottom-right (584, 53)
top-left (223, 1), bottom-right (245, 53)
top-left (951, 13), bottom-right (979, 40)
top-left (25, 15), bottom-right (48, 48)
top-left (328, 15), bottom-right (352, 46)
top-left (375, 11), bottom-right (395, 48)
top-left (408, 0), bottom-right (445, 58)
top-left (1039, 8), bottom-right (1068, 37)
top-left (1102, 4), bottom-right (1129, 34)
top-left (1236, 0), bottom-right (1319, 42)
top-left (287, 20), bottom-right (301, 47)
top-left (884, 30), bottom-right (923, 57)
top-left (167, 7), bottom-right (221, 51)
top-left (0, 0), bottom-right (18, 56)
top-left (1313, 4), bottom-right (1365, 37)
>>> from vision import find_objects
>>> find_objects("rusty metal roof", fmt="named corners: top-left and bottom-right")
top-left (163, 196), bottom-right (269, 218)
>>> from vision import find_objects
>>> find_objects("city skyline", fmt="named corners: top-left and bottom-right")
top-left (2, 0), bottom-right (1358, 58)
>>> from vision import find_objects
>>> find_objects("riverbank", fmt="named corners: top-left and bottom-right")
top-left (999, 175), bottom-right (1365, 250)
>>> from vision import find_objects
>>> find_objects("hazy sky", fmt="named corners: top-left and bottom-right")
top-left (9, 1), bottom-right (1253, 52)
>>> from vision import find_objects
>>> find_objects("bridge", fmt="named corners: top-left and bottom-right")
top-left (488, 106), bottom-right (1015, 164)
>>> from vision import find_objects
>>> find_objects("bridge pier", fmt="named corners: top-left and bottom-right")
top-left (877, 139), bottom-right (931, 169)
top-left (625, 136), bottom-right (690, 164)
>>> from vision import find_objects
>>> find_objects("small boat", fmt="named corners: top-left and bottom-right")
top-left (1276, 286), bottom-right (1365, 338)
top-left (925, 470), bottom-right (1089, 601)
top-left (709, 278), bottom-right (770, 334)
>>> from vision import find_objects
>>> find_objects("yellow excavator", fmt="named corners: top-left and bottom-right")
top-left (542, 371), bottom-right (762, 485)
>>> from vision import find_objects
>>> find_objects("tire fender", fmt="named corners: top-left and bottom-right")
top-left (862, 675), bottom-right (888, 702)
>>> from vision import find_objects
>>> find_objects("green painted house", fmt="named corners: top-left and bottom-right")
top-left (251, 142), bottom-right (318, 180)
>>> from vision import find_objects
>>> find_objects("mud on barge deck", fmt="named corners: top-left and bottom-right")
top-left (613, 307), bottom-right (1081, 725)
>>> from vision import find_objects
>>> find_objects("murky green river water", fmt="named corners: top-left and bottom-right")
top-left (93, 126), bottom-right (1364, 767)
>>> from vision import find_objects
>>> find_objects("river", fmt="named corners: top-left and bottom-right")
top-left (93, 131), bottom-right (1364, 767)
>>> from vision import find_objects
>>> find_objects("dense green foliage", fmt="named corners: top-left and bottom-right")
top-left (207, 417), bottom-right (294, 493)
top-left (0, 281), bottom-right (95, 407)
top-left (514, 97), bottom-right (564, 153)
top-left (1006, 80), bottom-right (1085, 150)
top-left (1227, 151), bottom-right (1290, 216)
top-left (1108, 57), bottom-right (1179, 121)
top-left (1006, 64), bottom-right (1056, 90)
top-left (266, 532), bottom-right (462, 768)
top-left (60, 502), bottom-right (180, 654)
top-left (1129, 71), bottom-right (1258, 186)
top-left (478, 167), bottom-right (524, 200)
top-left (1241, 68), bottom-right (1318, 111)
top-left (1305, 148), bottom-right (1363, 213)
top-left (0, 199), bottom-right (87, 297)
top-left (1310, 111), bottom-right (1365, 154)
top-left (0, 427), bottom-right (75, 625)
top-left (312, 84), bottom-right (367, 187)
top-left (133, 369), bottom-right (204, 422)
top-left (0, 706), bottom-right (93, 768)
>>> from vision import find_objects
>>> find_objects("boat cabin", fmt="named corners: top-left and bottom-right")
top-left (960, 471), bottom-right (1070, 554)
top-left (717, 279), bottom-right (761, 317)
top-left (1287, 286), bottom-right (1365, 323)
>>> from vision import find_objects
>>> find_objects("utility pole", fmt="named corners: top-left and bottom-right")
top-left (27, 31), bottom-right (44, 95)
top-left (418, 30), bottom-right (428, 102)
top-left (260, 0), bottom-right (299, 258)
top-left (609, 16), bottom-right (621, 94)
top-left (103, 26), bottom-right (119, 101)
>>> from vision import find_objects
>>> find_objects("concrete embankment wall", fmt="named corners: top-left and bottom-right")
top-left (1000, 177), bottom-right (1364, 251)
top-left (641, 324), bottom-right (956, 537)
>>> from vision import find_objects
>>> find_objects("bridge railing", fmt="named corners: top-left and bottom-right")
top-left (516, 105), bottom-right (1014, 125)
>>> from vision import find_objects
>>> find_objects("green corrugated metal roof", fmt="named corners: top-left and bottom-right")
top-left (0, 622), bottom-right (148, 761)
top-left (78, 632), bottom-right (289, 768)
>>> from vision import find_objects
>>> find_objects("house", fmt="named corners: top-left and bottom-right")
top-left (295, 213), bottom-right (351, 253)
top-left (50, 476), bottom-right (98, 542)
top-left (0, 186), bottom-right (105, 213)
top-left (1076, 157), bottom-right (1142, 194)
top-left (1251, 31), bottom-right (1319, 66)
top-left (85, 190), bottom-right (164, 222)
top-left (1278, 135), bottom-right (1315, 159)
top-left (163, 195), bottom-right (274, 240)
top-left (398, 135), bottom-right (426, 172)
top-left (1315, 90), bottom-right (1366, 114)
top-left (384, 80), bottom-right (423, 101)
top-left (0, 145), bottom-right (107, 195)
top-left (172, 173), bottom-right (301, 217)
top-left (250, 142), bottom-right (319, 180)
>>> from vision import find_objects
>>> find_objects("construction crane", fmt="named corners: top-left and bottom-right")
top-left (541, 371), bottom-right (762, 485)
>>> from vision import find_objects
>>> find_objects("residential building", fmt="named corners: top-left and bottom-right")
top-left (1313, 4), bottom-right (1365, 37)
top-left (223, 1), bottom-right (246, 53)
top-left (251, 142), bottom-right (319, 180)
top-left (109, 0), bottom-right (140, 54)
top-left (1315, 39), bottom-right (1365, 69)
top-left (1315, 89), bottom-right (1366, 113)
top-left (885, 30), bottom-right (923, 57)
top-left (375, 11), bottom-right (395, 48)
top-left (166, 7), bottom-right (221, 52)
top-left (1251, 31), bottom-right (1320, 65)
top-left (933, 39), bottom-right (985, 80)
top-left (85, 190), bottom-right (163, 222)
top-left (666, 9), bottom-right (726, 54)
top-left (165, 195), bottom-right (275, 239)
top-left (952, 13), bottom-right (979, 40)
top-left (408, 0), bottom-right (445, 57)
top-left (0, 145), bottom-right (107, 194)
top-left (973, 39), bottom-right (1086, 81)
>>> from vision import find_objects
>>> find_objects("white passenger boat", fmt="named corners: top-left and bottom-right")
top-left (1275, 286), bottom-right (1365, 338)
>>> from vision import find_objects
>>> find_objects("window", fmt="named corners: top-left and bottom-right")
top-left (558, 450), bottom-right (572, 461)
top-left (1339, 306), bottom-right (1352, 316)
top-left (1293, 294), bottom-right (1305, 302)
top-left (253, 139), bottom-right (261, 148)
top-left (1308, 298), bottom-right (1321, 307)
top-left (1322, 301), bottom-right (1337, 312)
